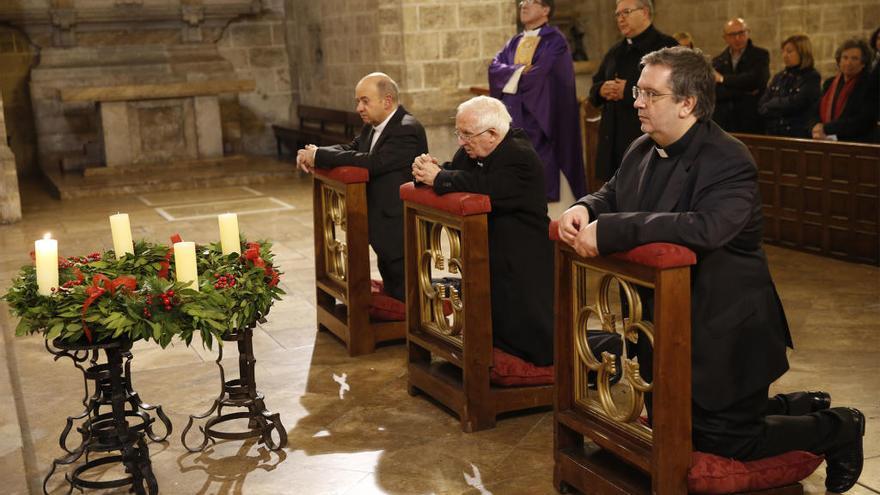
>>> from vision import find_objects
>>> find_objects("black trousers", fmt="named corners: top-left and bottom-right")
top-left (377, 255), bottom-right (405, 302)
top-left (693, 388), bottom-right (862, 460)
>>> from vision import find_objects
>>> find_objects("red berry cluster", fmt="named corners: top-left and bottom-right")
top-left (59, 252), bottom-right (101, 269)
top-left (143, 290), bottom-right (176, 319)
top-left (61, 279), bottom-right (83, 289)
top-left (213, 273), bottom-right (237, 289)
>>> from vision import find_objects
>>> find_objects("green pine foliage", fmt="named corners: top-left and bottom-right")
top-left (2, 239), bottom-right (284, 348)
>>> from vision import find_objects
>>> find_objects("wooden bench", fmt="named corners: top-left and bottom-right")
top-left (273, 105), bottom-right (363, 159)
top-left (553, 238), bottom-right (811, 494)
top-left (734, 134), bottom-right (880, 266)
top-left (401, 182), bottom-right (553, 432)
top-left (312, 166), bottom-right (406, 356)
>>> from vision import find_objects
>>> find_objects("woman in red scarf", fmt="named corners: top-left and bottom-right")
top-left (811, 38), bottom-right (876, 143)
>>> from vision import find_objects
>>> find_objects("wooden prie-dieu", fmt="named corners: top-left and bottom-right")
top-left (400, 182), bottom-right (553, 432)
top-left (312, 166), bottom-right (406, 356)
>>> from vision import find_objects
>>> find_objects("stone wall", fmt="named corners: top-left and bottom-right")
top-left (0, 28), bottom-right (38, 177)
top-left (0, 92), bottom-right (23, 224)
top-left (286, 0), bottom-right (516, 160)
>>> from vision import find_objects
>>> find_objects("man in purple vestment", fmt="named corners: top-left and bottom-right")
top-left (488, 0), bottom-right (587, 202)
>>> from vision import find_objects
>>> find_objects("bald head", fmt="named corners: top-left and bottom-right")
top-left (722, 18), bottom-right (750, 54)
top-left (354, 72), bottom-right (399, 126)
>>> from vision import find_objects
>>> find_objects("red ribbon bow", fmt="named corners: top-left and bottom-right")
top-left (81, 274), bottom-right (137, 343)
top-left (157, 234), bottom-right (184, 280)
top-left (244, 242), bottom-right (279, 287)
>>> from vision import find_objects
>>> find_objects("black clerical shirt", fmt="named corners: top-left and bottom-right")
top-left (638, 122), bottom-right (699, 210)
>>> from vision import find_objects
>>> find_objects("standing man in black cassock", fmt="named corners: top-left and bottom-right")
top-left (590, 0), bottom-right (676, 182)
top-left (411, 96), bottom-right (554, 367)
top-left (558, 46), bottom-right (866, 493)
top-left (297, 72), bottom-right (428, 302)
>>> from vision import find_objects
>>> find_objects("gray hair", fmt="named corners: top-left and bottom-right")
top-left (457, 96), bottom-right (511, 136)
top-left (617, 0), bottom-right (653, 17)
top-left (641, 46), bottom-right (715, 120)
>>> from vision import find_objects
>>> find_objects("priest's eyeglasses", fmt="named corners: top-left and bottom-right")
top-left (614, 7), bottom-right (644, 18)
top-left (454, 128), bottom-right (491, 141)
top-left (632, 86), bottom-right (673, 104)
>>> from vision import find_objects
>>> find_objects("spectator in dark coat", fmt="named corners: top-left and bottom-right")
top-left (811, 39), bottom-right (877, 143)
top-left (712, 18), bottom-right (770, 134)
top-left (758, 34), bottom-right (821, 138)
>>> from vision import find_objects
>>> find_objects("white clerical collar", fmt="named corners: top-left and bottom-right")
top-left (626, 38), bottom-right (633, 44)
top-left (655, 147), bottom-right (668, 158)
top-left (523, 27), bottom-right (541, 37)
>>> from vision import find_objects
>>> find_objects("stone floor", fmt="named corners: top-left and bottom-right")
top-left (0, 173), bottom-right (878, 495)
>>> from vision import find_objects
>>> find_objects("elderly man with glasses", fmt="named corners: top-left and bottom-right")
top-left (488, 0), bottom-right (587, 206)
top-left (589, 0), bottom-right (677, 183)
top-left (411, 96), bottom-right (555, 367)
top-left (711, 18), bottom-right (770, 133)
top-left (559, 46), bottom-right (866, 493)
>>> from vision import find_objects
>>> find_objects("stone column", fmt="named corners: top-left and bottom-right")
top-left (0, 92), bottom-right (22, 223)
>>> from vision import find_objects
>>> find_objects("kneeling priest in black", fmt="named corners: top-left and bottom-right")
top-left (411, 95), bottom-right (554, 367)
top-left (556, 46), bottom-right (865, 493)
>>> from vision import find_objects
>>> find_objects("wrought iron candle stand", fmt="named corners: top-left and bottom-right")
top-left (182, 322), bottom-right (287, 452)
top-left (43, 338), bottom-right (170, 495)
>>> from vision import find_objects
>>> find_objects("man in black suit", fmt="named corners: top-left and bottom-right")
top-left (558, 46), bottom-right (865, 493)
top-left (711, 18), bottom-right (770, 133)
top-left (297, 72), bottom-right (428, 301)
top-left (411, 96), bottom-right (554, 366)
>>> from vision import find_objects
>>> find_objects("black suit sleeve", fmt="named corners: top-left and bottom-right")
top-left (315, 121), bottom-right (423, 178)
top-left (595, 153), bottom-right (757, 255)
top-left (433, 157), bottom-right (535, 215)
top-left (588, 48), bottom-right (614, 108)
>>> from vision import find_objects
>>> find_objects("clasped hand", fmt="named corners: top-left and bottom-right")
top-left (296, 145), bottom-right (318, 173)
top-left (411, 153), bottom-right (441, 186)
top-left (557, 205), bottom-right (600, 258)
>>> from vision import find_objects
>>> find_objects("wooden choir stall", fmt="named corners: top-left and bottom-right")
top-left (312, 166), bottom-right (406, 356)
top-left (400, 182), bottom-right (554, 432)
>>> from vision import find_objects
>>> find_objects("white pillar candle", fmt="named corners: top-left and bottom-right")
top-left (218, 213), bottom-right (240, 255)
top-left (109, 213), bottom-right (134, 259)
top-left (173, 241), bottom-right (199, 291)
top-left (35, 234), bottom-right (59, 296)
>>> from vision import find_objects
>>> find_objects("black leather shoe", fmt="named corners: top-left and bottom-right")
top-left (806, 391), bottom-right (832, 412)
top-left (825, 408), bottom-right (866, 493)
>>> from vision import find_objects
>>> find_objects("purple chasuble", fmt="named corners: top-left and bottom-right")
top-left (488, 25), bottom-right (587, 201)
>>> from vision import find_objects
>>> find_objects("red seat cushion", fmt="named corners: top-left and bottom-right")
top-left (687, 450), bottom-right (823, 494)
top-left (490, 348), bottom-right (554, 386)
top-left (368, 280), bottom-right (405, 321)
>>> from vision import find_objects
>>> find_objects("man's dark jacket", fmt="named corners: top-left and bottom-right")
top-left (316, 106), bottom-right (428, 299)
top-left (433, 128), bottom-right (555, 366)
top-left (712, 40), bottom-right (770, 134)
top-left (577, 120), bottom-right (792, 411)
top-left (589, 24), bottom-right (677, 181)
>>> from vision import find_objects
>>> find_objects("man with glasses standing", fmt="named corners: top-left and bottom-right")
top-left (712, 18), bottom-right (770, 133)
top-left (488, 0), bottom-right (587, 205)
top-left (590, 0), bottom-right (676, 183)
top-left (558, 47), bottom-right (865, 493)
top-left (411, 96), bottom-right (554, 367)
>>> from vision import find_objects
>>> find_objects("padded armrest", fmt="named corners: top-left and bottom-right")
top-left (399, 182), bottom-right (491, 216)
top-left (315, 166), bottom-right (370, 184)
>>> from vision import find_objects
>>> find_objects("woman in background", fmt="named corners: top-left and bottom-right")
top-left (811, 38), bottom-right (876, 143)
top-left (758, 34), bottom-right (820, 138)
